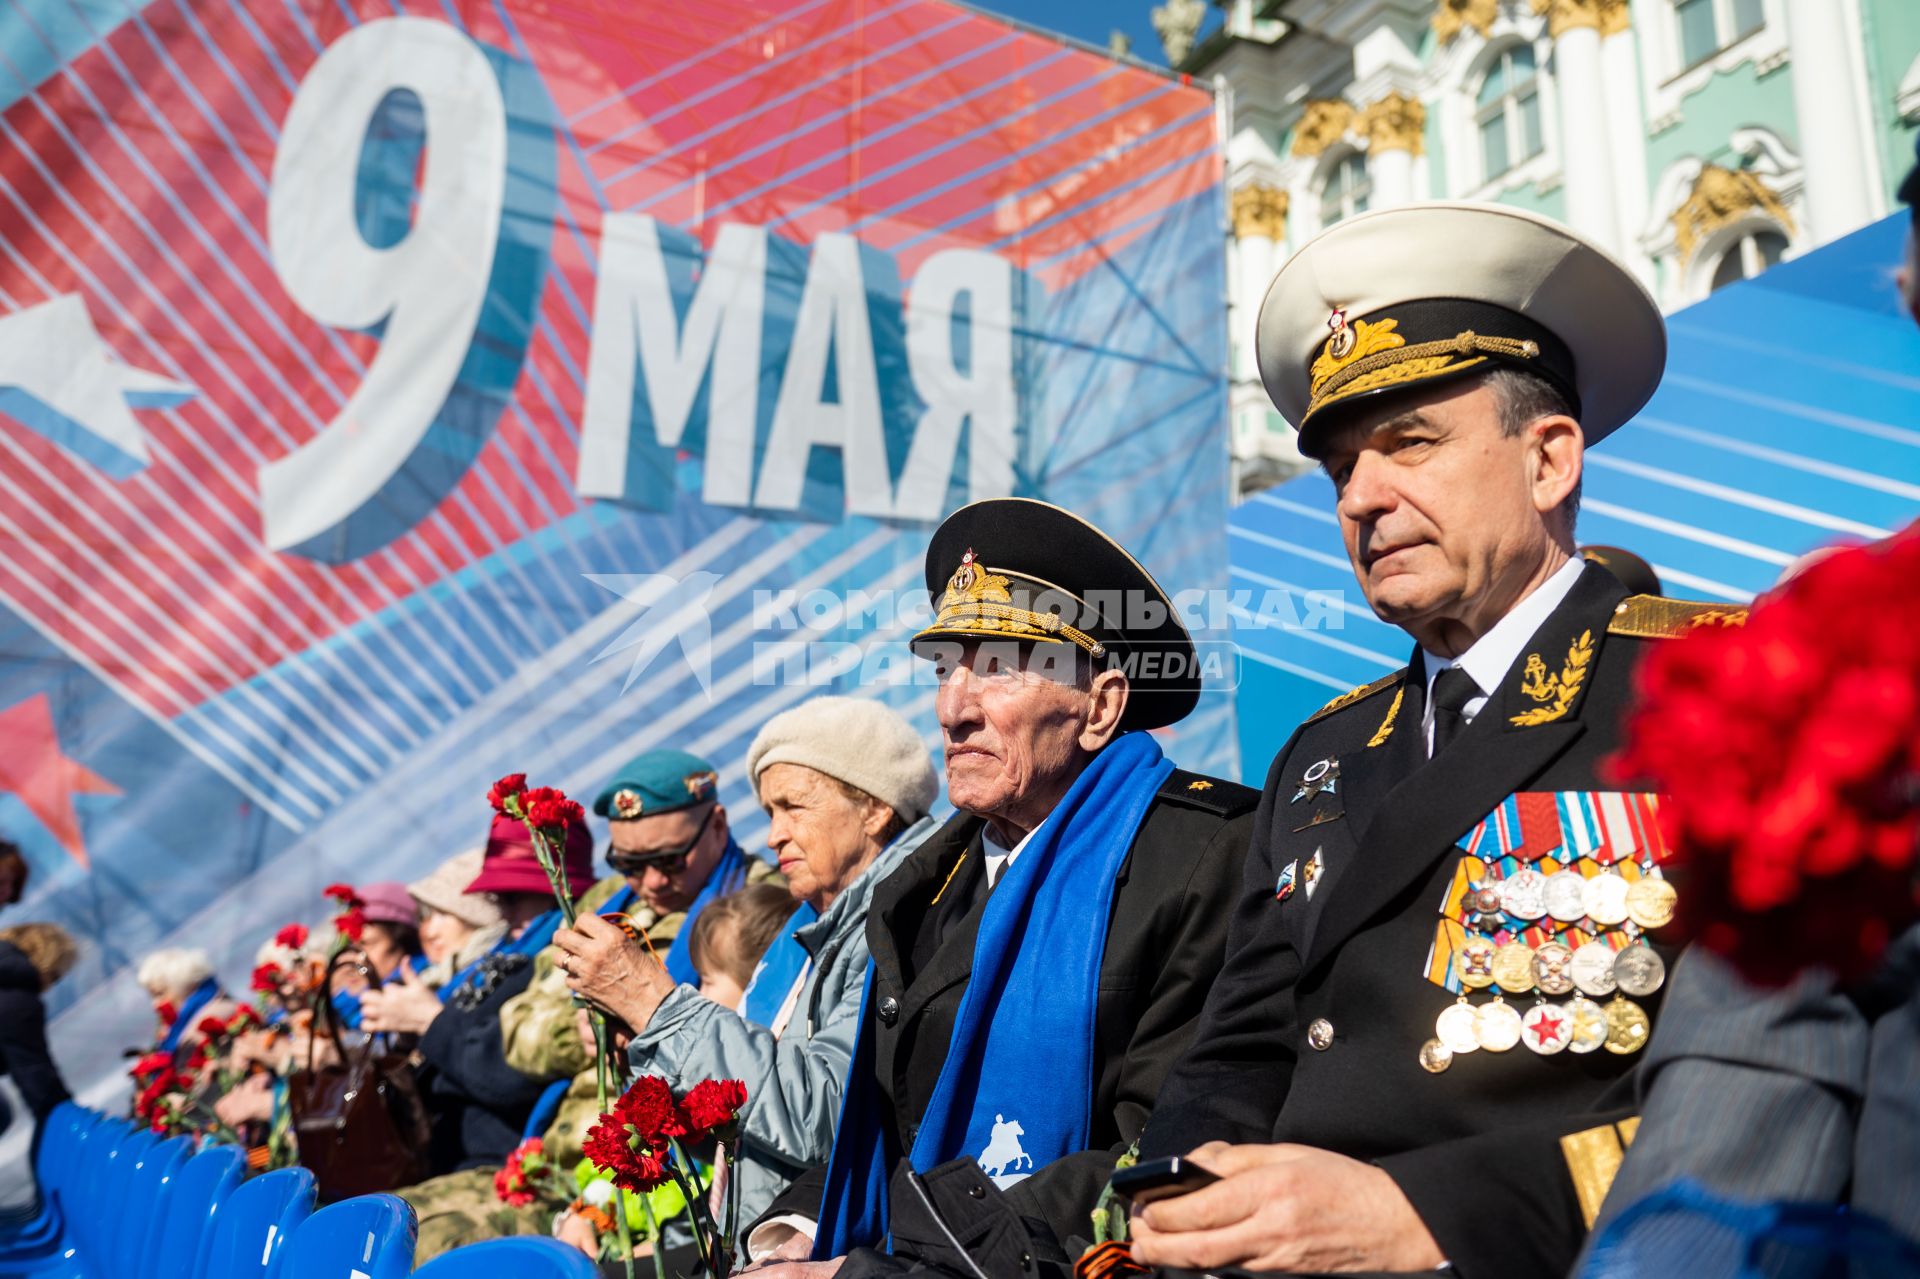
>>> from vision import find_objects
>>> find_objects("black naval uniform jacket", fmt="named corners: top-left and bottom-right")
top-left (764, 768), bottom-right (1258, 1271)
top-left (1142, 563), bottom-right (1727, 1277)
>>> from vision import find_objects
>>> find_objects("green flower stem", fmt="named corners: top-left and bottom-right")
top-left (591, 1015), bottom-right (637, 1279)
top-left (638, 1193), bottom-right (666, 1279)
top-left (665, 1138), bottom-right (725, 1277)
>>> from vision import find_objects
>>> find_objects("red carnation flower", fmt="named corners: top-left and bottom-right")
top-left (489, 773), bottom-right (529, 813)
top-left (322, 883), bottom-right (362, 907)
top-left (251, 963), bottom-right (284, 994)
top-left (335, 906), bottom-right (367, 942)
top-left (196, 1014), bottom-right (228, 1038)
top-left (227, 1007), bottom-right (261, 1035)
top-left (678, 1078), bottom-right (748, 1141)
top-left (274, 923), bottom-right (309, 949)
top-left (1614, 526), bottom-right (1920, 984)
top-left (580, 1076), bottom-right (685, 1195)
top-left (130, 1051), bottom-right (173, 1081)
top-left (154, 1001), bottom-right (179, 1026)
top-left (523, 786), bottom-right (585, 831)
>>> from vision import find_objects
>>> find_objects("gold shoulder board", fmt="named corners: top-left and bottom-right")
top-left (1306, 669), bottom-right (1406, 724)
top-left (1607, 595), bottom-right (1749, 639)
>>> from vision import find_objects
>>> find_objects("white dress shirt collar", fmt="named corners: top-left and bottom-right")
top-left (1419, 556), bottom-right (1587, 755)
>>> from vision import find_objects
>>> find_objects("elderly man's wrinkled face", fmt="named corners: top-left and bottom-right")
top-left (1315, 379), bottom-right (1580, 654)
top-left (760, 762), bottom-right (890, 912)
top-left (934, 641), bottom-right (1122, 833)
top-left (608, 804), bottom-right (729, 915)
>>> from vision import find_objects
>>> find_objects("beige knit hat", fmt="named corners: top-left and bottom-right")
top-left (746, 697), bottom-right (939, 822)
top-left (408, 849), bottom-right (505, 929)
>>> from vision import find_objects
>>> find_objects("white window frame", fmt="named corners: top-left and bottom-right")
top-left (1473, 42), bottom-right (1546, 185)
top-left (1428, 14), bottom-right (1562, 202)
top-left (1642, 0), bottom-right (1786, 134)
top-left (1315, 149), bottom-right (1373, 232)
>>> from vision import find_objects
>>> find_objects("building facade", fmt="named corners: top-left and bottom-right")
top-left (1170, 0), bottom-right (1920, 495)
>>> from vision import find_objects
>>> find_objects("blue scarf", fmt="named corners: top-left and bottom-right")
top-left (742, 901), bottom-right (818, 1029)
top-left (662, 838), bottom-right (752, 986)
top-left (814, 732), bottom-right (1173, 1258)
top-left (160, 977), bottom-right (221, 1054)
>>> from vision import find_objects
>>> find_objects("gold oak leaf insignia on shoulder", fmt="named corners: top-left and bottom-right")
top-left (1306, 669), bottom-right (1407, 725)
top-left (1608, 594), bottom-right (1750, 639)
top-left (1161, 770), bottom-right (1260, 818)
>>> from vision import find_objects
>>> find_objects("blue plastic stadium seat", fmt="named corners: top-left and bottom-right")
top-left (148, 1145), bottom-right (246, 1279)
top-left (79, 1127), bottom-right (157, 1258)
top-left (412, 1236), bottom-right (601, 1279)
top-left (200, 1167), bottom-right (316, 1279)
top-left (272, 1190), bottom-right (414, 1275)
top-left (115, 1135), bottom-right (193, 1276)
top-left (0, 1104), bottom-right (91, 1253)
top-left (274, 1195), bottom-right (416, 1279)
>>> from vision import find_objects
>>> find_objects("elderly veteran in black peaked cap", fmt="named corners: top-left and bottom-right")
top-left (1127, 203), bottom-right (1747, 1278)
top-left (744, 498), bottom-right (1258, 1279)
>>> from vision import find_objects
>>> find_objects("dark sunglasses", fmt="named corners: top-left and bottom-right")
top-left (606, 803), bottom-right (716, 876)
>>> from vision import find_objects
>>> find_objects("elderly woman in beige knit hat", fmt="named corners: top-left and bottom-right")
top-left (559, 695), bottom-right (940, 1255)
top-left (407, 849), bottom-right (508, 990)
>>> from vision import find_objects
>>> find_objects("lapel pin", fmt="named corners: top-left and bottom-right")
top-left (1274, 860), bottom-right (1298, 902)
top-left (1291, 756), bottom-right (1340, 804)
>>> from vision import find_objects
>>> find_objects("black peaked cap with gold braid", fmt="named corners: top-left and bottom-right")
top-left (1257, 202), bottom-right (1666, 457)
top-left (910, 498), bottom-right (1200, 732)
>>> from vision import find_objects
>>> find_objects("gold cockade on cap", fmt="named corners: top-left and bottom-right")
top-left (1306, 315), bottom-right (1544, 424)
top-left (922, 547), bottom-right (1107, 658)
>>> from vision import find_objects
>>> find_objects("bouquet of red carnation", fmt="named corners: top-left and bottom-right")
top-left (1613, 527), bottom-right (1920, 984)
top-left (493, 1137), bottom-right (573, 1209)
top-left (581, 1074), bottom-right (749, 1277)
top-left (323, 883), bottom-right (367, 943)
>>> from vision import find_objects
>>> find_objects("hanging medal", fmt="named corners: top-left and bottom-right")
top-left (1543, 869), bottom-right (1589, 924)
top-left (1500, 867), bottom-right (1548, 921)
top-left (1435, 998), bottom-right (1482, 1056)
top-left (1474, 997), bottom-right (1524, 1052)
top-left (1582, 866), bottom-right (1631, 927)
top-left (1521, 1001), bottom-right (1571, 1055)
top-left (1612, 941), bottom-right (1666, 997)
top-left (1565, 995), bottom-right (1609, 1053)
top-left (1626, 875), bottom-right (1677, 930)
top-left (1531, 941), bottom-right (1575, 996)
top-left (1570, 940), bottom-right (1619, 997)
top-left (1604, 996), bottom-right (1651, 1054)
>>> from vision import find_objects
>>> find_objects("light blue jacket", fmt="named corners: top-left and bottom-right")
top-left (625, 816), bottom-right (938, 1229)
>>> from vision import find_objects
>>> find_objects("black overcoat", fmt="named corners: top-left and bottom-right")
top-left (1143, 564), bottom-right (1722, 1277)
top-left (772, 766), bottom-right (1258, 1266)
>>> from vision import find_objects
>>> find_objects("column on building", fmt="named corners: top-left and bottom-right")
top-left (1594, 0), bottom-right (1654, 286)
top-left (1357, 92), bottom-right (1424, 208)
top-left (1535, 0), bottom-right (1623, 257)
top-left (1229, 181), bottom-right (1288, 381)
top-left (1782, 0), bottom-right (1882, 242)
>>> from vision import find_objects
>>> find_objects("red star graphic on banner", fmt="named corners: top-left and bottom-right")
top-left (0, 693), bottom-right (118, 868)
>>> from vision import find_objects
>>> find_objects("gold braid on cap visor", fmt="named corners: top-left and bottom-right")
top-left (917, 556), bottom-right (1108, 658)
top-left (1305, 317), bottom-right (1542, 423)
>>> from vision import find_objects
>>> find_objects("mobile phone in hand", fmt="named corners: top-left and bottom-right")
top-left (1108, 1155), bottom-right (1222, 1207)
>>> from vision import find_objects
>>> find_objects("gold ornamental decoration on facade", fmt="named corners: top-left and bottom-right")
top-left (1358, 92), bottom-right (1427, 155)
top-left (1231, 183), bottom-right (1290, 241)
top-left (1433, 0), bottom-right (1499, 43)
top-left (1531, 0), bottom-right (1631, 38)
top-left (1291, 99), bottom-right (1357, 158)
top-left (1671, 164), bottom-right (1797, 263)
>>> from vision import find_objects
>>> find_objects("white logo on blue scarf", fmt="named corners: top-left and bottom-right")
top-left (978, 1113), bottom-right (1032, 1188)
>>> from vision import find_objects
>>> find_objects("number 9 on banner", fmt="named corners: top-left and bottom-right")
top-left (264, 16), bottom-right (553, 562)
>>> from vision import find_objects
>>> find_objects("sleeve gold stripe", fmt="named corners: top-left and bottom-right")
top-left (1561, 1118), bottom-right (1641, 1228)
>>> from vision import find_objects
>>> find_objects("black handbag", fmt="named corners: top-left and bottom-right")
top-left (286, 953), bottom-right (433, 1200)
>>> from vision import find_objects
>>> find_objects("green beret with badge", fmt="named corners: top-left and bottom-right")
top-left (590, 749), bottom-right (720, 820)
